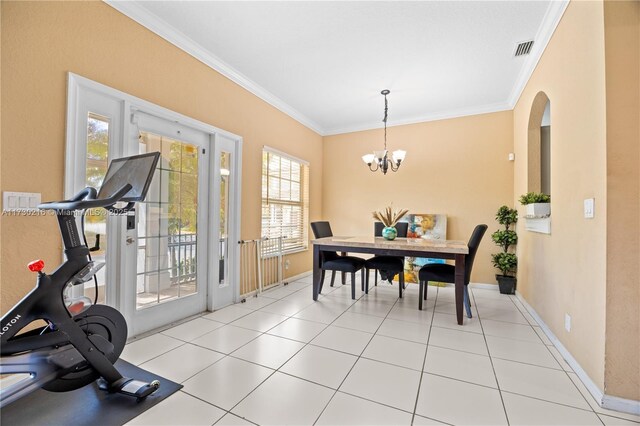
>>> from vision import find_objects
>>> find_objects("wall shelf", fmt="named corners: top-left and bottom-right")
top-left (525, 216), bottom-right (551, 234)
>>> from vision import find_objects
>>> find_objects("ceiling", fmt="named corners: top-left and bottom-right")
top-left (106, 1), bottom-right (568, 136)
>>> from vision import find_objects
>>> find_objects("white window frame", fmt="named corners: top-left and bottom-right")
top-left (261, 146), bottom-right (309, 255)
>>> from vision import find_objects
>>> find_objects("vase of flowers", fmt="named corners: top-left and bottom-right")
top-left (373, 206), bottom-right (409, 240)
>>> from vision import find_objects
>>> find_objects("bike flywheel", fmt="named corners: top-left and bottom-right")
top-left (42, 305), bottom-right (127, 392)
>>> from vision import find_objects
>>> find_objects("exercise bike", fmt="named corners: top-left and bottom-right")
top-left (1, 152), bottom-right (161, 408)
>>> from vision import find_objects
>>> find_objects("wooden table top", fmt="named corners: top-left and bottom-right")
top-left (312, 236), bottom-right (469, 255)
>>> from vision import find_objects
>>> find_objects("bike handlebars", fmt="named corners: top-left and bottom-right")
top-left (70, 187), bottom-right (98, 202)
top-left (38, 184), bottom-right (133, 212)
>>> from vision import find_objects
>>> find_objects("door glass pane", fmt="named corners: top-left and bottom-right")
top-left (137, 131), bottom-right (199, 309)
top-left (85, 113), bottom-right (109, 303)
top-left (218, 152), bottom-right (231, 286)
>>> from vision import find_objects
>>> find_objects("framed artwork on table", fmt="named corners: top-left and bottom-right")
top-left (401, 213), bottom-right (448, 284)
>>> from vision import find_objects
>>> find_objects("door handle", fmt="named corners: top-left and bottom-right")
top-left (126, 236), bottom-right (135, 245)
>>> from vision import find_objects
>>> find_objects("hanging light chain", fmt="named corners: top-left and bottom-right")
top-left (383, 92), bottom-right (388, 151)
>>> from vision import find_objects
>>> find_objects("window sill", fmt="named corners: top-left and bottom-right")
top-left (283, 247), bottom-right (309, 256)
top-left (262, 247), bottom-right (308, 259)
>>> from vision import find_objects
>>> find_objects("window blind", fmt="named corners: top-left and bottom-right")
top-left (261, 149), bottom-right (309, 256)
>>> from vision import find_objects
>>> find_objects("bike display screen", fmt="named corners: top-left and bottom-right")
top-left (97, 152), bottom-right (160, 202)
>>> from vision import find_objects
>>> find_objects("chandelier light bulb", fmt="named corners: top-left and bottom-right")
top-left (374, 150), bottom-right (387, 161)
top-left (392, 150), bottom-right (406, 162)
top-left (362, 154), bottom-right (375, 164)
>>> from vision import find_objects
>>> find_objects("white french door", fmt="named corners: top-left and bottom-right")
top-left (209, 134), bottom-right (239, 310)
top-left (122, 113), bottom-right (210, 336)
top-left (65, 74), bottom-right (243, 338)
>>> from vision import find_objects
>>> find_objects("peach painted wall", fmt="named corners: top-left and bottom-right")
top-left (0, 1), bottom-right (323, 314)
top-left (513, 0), bottom-right (607, 390)
top-left (322, 111), bottom-right (514, 285)
top-left (603, 0), bottom-right (639, 401)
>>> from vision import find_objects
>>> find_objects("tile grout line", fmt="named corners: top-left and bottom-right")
top-left (223, 279), bottom-right (375, 423)
top-left (207, 284), bottom-right (347, 421)
top-left (312, 284), bottom-right (399, 425)
top-left (155, 282), bottom-right (330, 425)
top-left (410, 284), bottom-right (440, 425)
top-left (167, 390), bottom-right (257, 426)
top-left (498, 389), bottom-right (615, 415)
top-left (232, 310), bottom-right (436, 420)
top-left (311, 281), bottom-right (405, 425)
top-left (472, 287), bottom-right (511, 425)
top-left (129, 340), bottom-right (188, 368)
top-left (123, 315), bottom-right (254, 421)
top-left (122, 313), bottom-right (224, 365)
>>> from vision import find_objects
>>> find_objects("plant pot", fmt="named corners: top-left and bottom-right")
top-left (496, 275), bottom-right (516, 294)
top-left (382, 226), bottom-right (397, 240)
top-left (525, 203), bottom-right (550, 218)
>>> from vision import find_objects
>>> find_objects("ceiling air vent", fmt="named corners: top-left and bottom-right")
top-left (514, 40), bottom-right (534, 57)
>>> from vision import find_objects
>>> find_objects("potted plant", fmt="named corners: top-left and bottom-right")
top-left (372, 206), bottom-right (409, 240)
top-left (491, 205), bottom-right (518, 294)
top-left (519, 192), bottom-right (551, 218)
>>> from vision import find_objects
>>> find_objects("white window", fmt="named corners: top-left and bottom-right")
top-left (261, 147), bottom-right (309, 255)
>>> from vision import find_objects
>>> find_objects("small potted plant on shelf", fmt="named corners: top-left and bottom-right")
top-left (491, 205), bottom-right (518, 294)
top-left (519, 192), bottom-right (551, 218)
top-left (372, 206), bottom-right (409, 240)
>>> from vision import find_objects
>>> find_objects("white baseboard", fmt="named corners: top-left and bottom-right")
top-left (469, 282), bottom-right (498, 290)
top-left (516, 291), bottom-right (640, 416)
top-left (602, 394), bottom-right (640, 416)
top-left (285, 270), bottom-right (312, 282)
top-left (239, 271), bottom-right (312, 301)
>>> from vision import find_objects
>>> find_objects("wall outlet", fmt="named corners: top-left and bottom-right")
top-left (284, 259), bottom-right (290, 270)
top-left (565, 313), bottom-right (571, 332)
top-left (584, 198), bottom-right (595, 219)
top-left (508, 152), bottom-right (515, 161)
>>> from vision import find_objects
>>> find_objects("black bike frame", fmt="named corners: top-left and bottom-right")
top-left (2, 152), bottom-right (161, 407)
top-left (0, 209), bottom-right (125, 403)
top-left (1, 213), bottom-right (90, 350)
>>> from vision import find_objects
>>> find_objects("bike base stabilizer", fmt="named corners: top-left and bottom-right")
top-left (98, 377), bottom-right (160, 402)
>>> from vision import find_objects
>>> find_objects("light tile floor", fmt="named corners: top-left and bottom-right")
top-left (124, 277), bottom-right (640, 426)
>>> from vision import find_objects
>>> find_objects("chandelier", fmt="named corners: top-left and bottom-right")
top-left (361, 89), bottom-right (406, 175)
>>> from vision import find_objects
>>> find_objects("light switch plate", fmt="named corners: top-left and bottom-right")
top-left (3, 192), bottom-right (41, 212)
top-left (584, 198), bottom-right (595, 219)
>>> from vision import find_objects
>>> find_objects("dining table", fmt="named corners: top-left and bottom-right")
top-left (311, 236), bottom-right (469, 325)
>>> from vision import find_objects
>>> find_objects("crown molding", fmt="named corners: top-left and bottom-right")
top-left (104, 0), bottom-right (326, 136)
top-left (507, 0), bottom-right (570, 108)
top-left (324, 101), bottom-right (512, 136)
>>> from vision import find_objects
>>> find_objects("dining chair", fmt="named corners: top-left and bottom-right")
top-left (310, 221), bottom-right (366, 300)
top-left (418, 224), bottom-right (488, 315)
top-left (364, 221), bottom-right (409, 299)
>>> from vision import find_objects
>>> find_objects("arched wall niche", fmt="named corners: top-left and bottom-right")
top-left (528, 91), bottom-right (551, 193)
